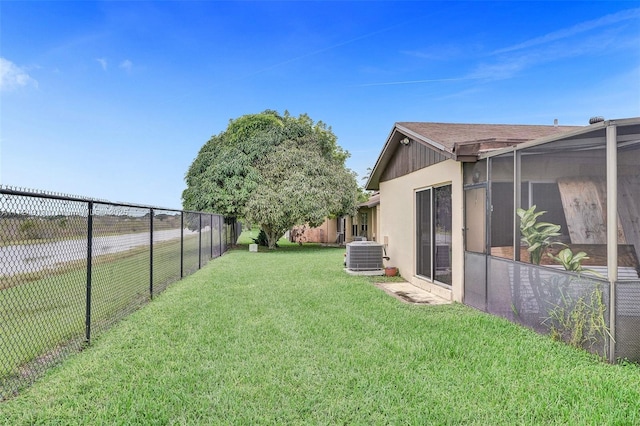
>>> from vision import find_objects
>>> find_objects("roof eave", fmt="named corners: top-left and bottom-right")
top-left (395, 123), bottom-right (449, 152)
top-left (476, 119), bottom-right (640, 159)
top-left (366, 123), bottom-right (455, 190)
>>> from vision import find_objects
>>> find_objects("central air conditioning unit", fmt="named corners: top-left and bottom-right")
top-left (346, 241), bottom-right (384, 271)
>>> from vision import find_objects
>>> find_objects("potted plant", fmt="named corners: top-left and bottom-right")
top-left (383, 253), bottom-right (397, 276)
top-left (384, 266), bottom-right (398, 277)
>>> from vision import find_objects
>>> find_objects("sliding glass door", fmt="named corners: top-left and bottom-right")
top-left (416, 189), bottom-right (432, 279)
top-left (416, 185), bottom-right (452, 286)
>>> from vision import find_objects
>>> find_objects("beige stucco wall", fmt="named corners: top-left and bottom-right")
top-left (291, 217), bottom-right (339, 243)
top-left (345, 216), bottom-right (354, 242)
top-left (356, 206), bottom-right (377, 241)
top-left (325, 218), bottom-right (337, 243)
top-left (379, 159), bottom-right (464, 302)
top-left (371, 205), bottom-right (380, 242)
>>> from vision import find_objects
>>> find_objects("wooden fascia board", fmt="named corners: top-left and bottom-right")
top-left (365, 126), bottom-right (401, 190)
top-left (453, 141), bottom-right (525, 160)
top-left (452, 142), bottom-right (481, 158)
top-left (453, 155), bottom-right (478, 162)
top-left (359, 199), bottom-right (380, 208)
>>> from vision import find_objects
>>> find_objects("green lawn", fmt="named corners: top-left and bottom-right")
top-left (0, 236), bottom-right (638, 424)
top-left (0, 234), bottom-right (201, 384)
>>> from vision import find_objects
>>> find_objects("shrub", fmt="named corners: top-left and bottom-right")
top-left (252, 229), bottom-right (278, 248)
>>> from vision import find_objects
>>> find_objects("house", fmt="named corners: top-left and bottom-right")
top-left (365, 121), bottom-right (583, 301)
top-left (366, 118), bottom-right (640, 362)
top-left (350, 192), bottom-right (380, 242)
top-left (289, 192), bottom-right (380, 244)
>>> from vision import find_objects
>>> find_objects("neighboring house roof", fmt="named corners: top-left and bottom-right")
top-left (358, 192), bottom-right (380, 209)
top-left (366, 121), bottom-right (583, 190)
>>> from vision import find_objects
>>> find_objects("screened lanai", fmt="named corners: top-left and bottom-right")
top-left (463, 118), bottom-right (640, 362)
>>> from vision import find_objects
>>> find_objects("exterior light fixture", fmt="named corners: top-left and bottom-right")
top-left (400, 137), bottom-right (410, 146)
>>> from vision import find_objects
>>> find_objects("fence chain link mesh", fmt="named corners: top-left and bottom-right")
top-left (152, 210), bottom-right (183, 296)
top-left (0, 188), bottom-right (237, 400)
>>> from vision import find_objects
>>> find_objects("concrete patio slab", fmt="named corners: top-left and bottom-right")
top-left (374, 281), bottom-right (451, 305)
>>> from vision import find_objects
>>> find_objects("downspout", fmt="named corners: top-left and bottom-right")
top-left (606, 122), bottom-right (617, 362)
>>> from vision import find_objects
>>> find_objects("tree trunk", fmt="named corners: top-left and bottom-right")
top-left (262, 225), bottom-right (280, 250)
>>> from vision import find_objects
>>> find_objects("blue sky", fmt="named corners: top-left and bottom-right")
top-left (1, 1), bottom-right (639, 210)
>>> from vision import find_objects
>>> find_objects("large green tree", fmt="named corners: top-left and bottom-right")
top-left (183, 110), bottom-right (359, 248)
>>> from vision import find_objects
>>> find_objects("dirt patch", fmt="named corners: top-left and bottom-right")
top-left (394, 291), bottom-right (426, 304)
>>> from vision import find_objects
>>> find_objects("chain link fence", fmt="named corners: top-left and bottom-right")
top-left (0, 187), bottom-right (239, 400)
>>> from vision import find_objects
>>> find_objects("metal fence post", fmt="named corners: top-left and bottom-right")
top-left (85, 201), bottom-right (94, 344)
top-left (232, 218), bottom-right (236, 246)
top-left (198, 213), bottom-right (202, 269)
top-left (210, 214), bottom-right (214, 260)
top-left (180, 212), bottom-right (184, 278)
top-left (225, 218), bottom-right (229, 248)
top-left (149, 208), bottom-right (154, 299)
top-left (218, 215), bottom-right (223, 257)
top-left (606, 123), bottom-right (618, 362)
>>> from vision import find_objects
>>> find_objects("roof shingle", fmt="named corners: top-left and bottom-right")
top-left (396, 122), bottom-right (583, 153)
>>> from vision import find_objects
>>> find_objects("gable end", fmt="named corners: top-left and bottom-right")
top-left (380, 139), bottom-right (448, 182)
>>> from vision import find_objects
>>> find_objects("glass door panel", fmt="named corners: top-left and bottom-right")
top-left (465, 187), bottom-right (486, 253)
top-left (434, 186), bottom-right (452, 285)
top-left (416, 189), bottom-right (432, 279)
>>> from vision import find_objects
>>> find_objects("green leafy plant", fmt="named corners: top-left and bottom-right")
top-left (540, 246), bottom-right (609, 353)
top-left (548, 248), bottom-right (589, 272)
top-left (544, 285), bottom-right (612, 351)
top-left (517, 205), bottom-right (562, 265)
top-left (547, 247), bottom-right (604, 278)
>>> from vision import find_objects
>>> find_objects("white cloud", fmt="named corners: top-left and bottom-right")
top-left (469, 9), bottom-right (640, 82)
top-left (493, 8), bottom-right (640, 55)
top-left (96, 58), bottom-right (108, 71)
top-left (468, 54), bottom-right (536, 81)
top-left (119, 59), bottom-right (133, 72)
top-left (0, 58), bottom-right (38, 91)
top-left (401, 44), bottom-right (464, 61)
top-left (355, 76), bottom-right (479, 87)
